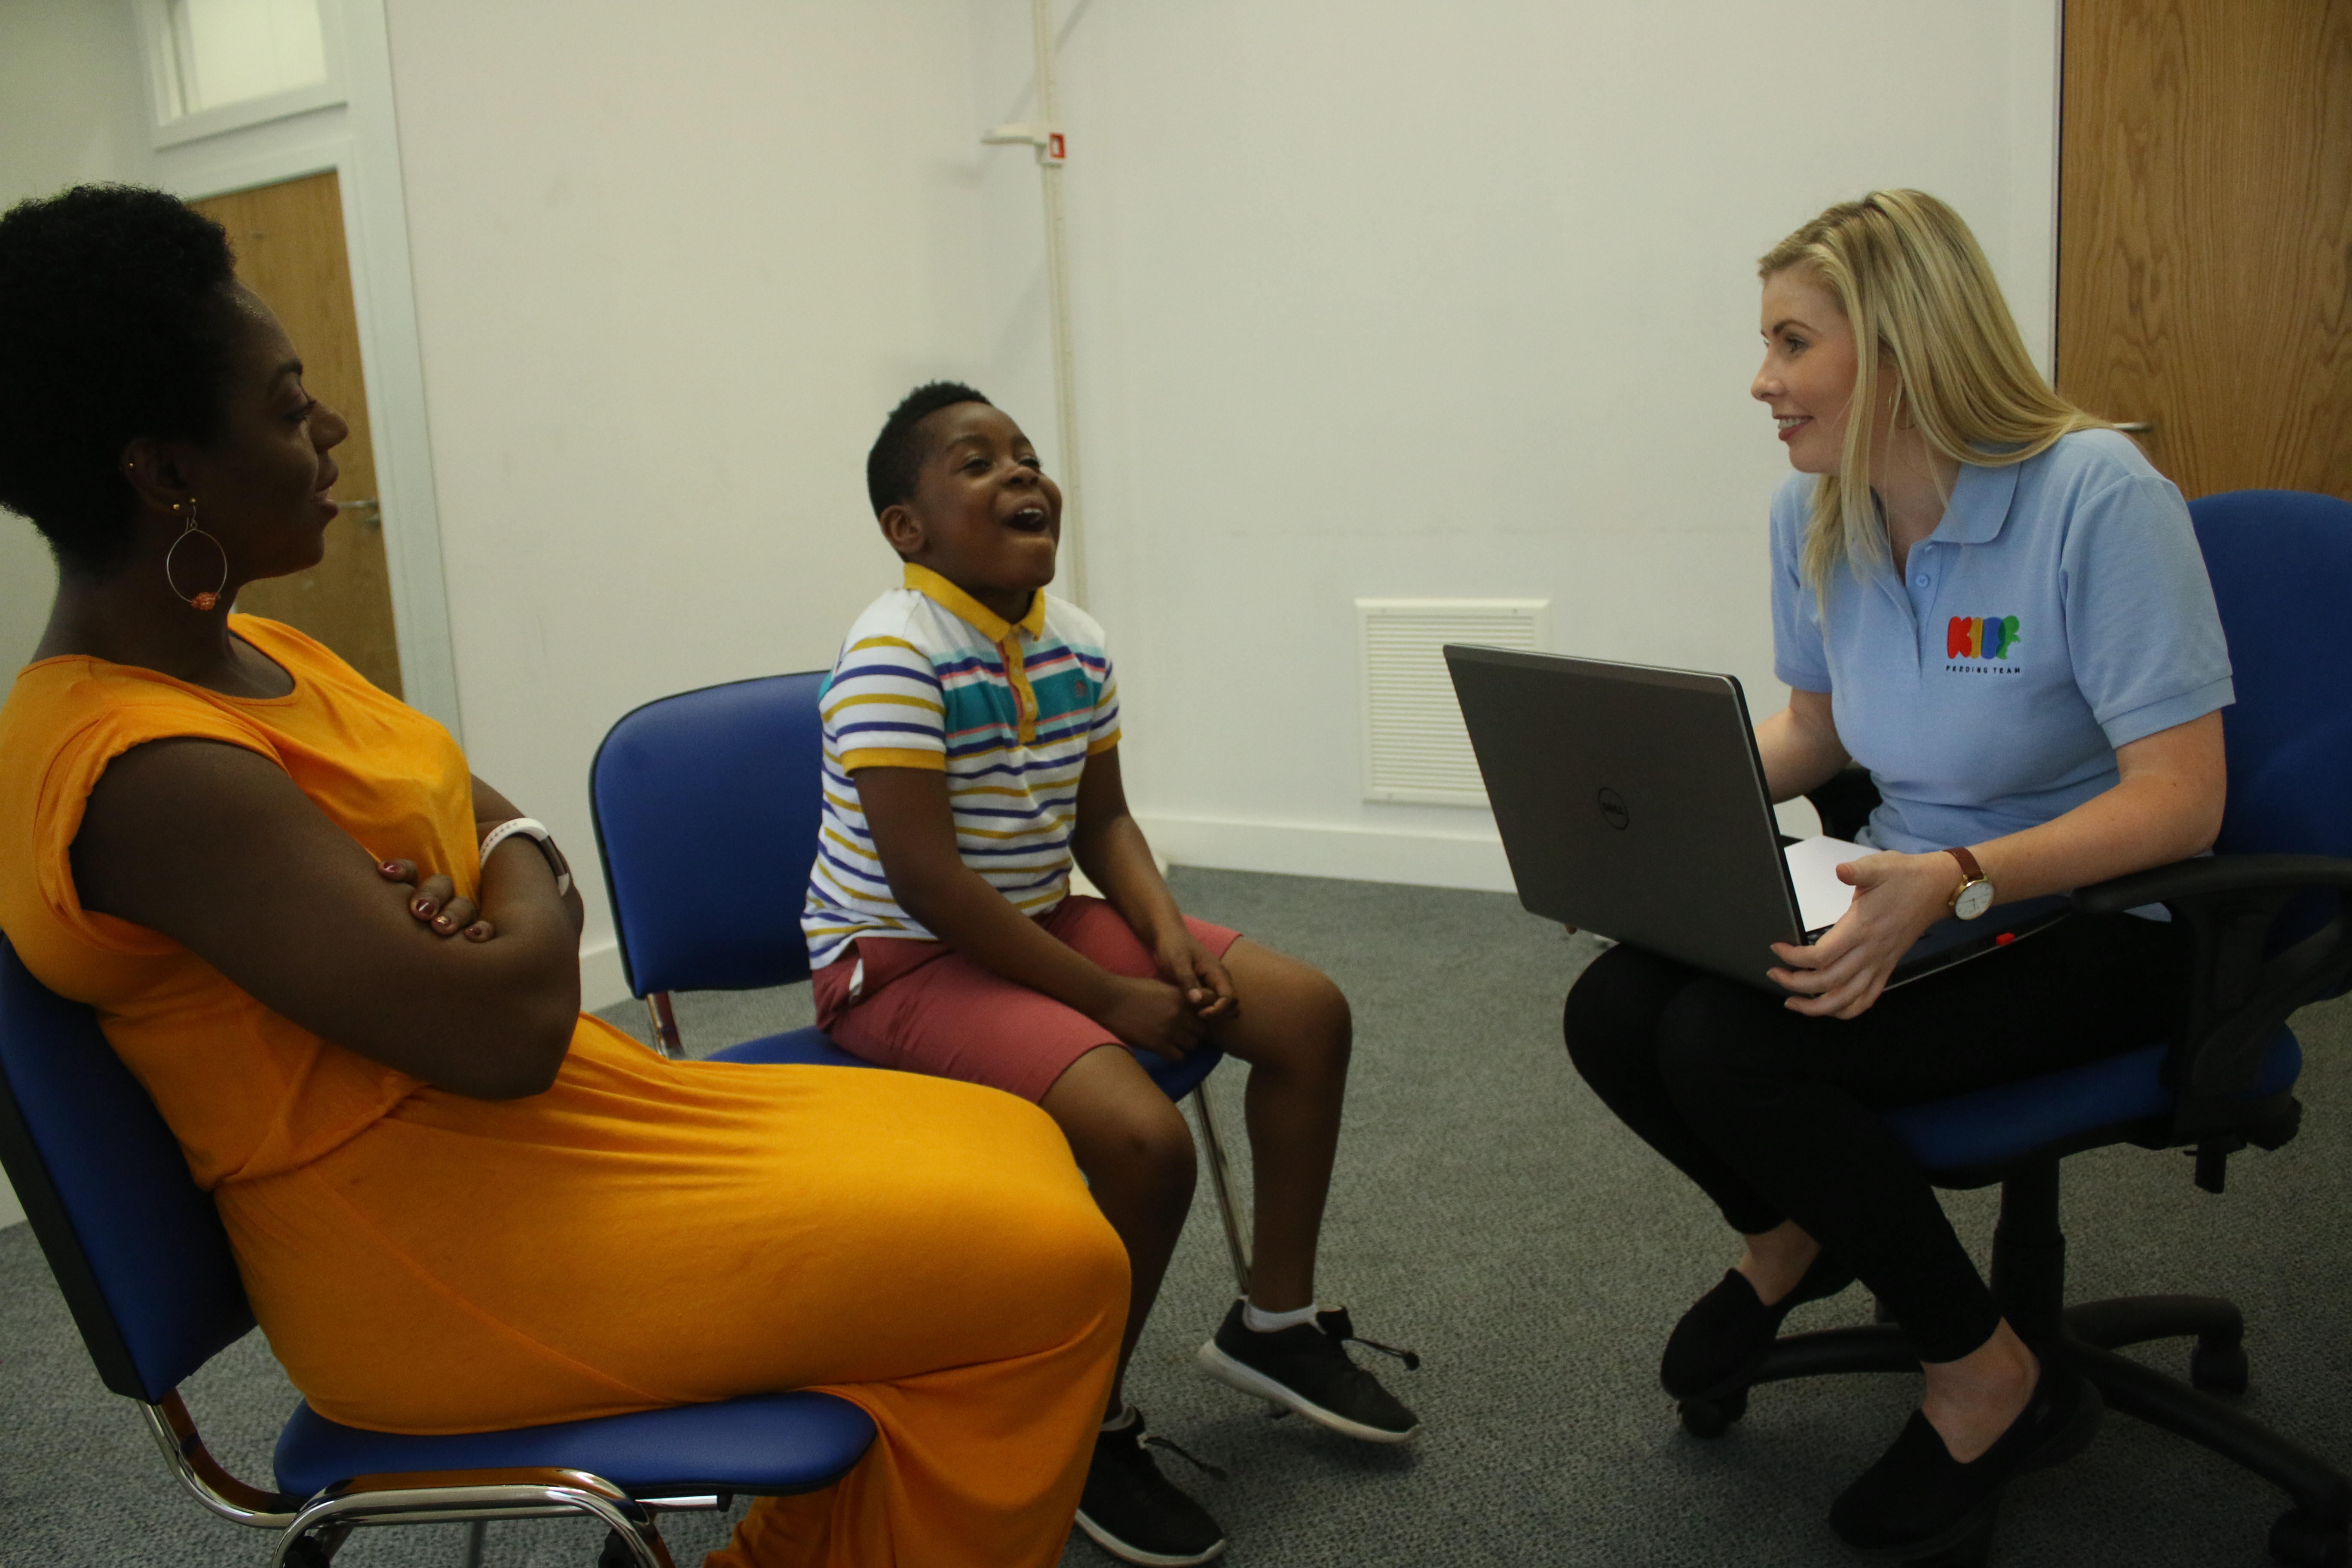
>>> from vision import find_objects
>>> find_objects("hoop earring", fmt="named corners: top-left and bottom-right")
top-left (164, 499), bottom-right (228, 612)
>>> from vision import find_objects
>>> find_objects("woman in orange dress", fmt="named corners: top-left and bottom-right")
top-left (0, 184), bottom-right (1127, 1568)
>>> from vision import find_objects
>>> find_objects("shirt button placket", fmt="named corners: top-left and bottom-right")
top-left (1909, 544), bottom-right (1935, 671)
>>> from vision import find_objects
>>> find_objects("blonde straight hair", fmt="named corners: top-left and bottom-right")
top-left (1758, 190), bottom-right (2108, 591)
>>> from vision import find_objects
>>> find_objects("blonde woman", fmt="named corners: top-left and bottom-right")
top-left (1563, 191), bottom-right (2230, 1557)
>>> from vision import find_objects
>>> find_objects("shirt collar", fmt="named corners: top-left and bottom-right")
top-left (902, 562), bottom-right (1047, 642)
top-left (1926, 457), bottom-right (2022, 547)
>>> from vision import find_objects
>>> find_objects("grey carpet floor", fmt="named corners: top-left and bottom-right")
top-left (1, 867), bottom-right (2346, 1567)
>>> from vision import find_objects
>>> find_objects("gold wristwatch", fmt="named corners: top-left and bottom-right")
top-left (1944, 845), bottom-right (1994, 920)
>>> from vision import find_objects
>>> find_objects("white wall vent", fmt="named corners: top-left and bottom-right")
top-left (1358, 598), bottom-right (1548, 805)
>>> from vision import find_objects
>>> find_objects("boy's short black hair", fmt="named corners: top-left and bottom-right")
top-left (866, 380), bottom-right (992, 517)
top-left (0, 184), bottom-right (243, 575)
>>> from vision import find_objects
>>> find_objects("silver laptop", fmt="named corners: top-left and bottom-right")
top-left (1443, 645), bottom-right (2067, 993)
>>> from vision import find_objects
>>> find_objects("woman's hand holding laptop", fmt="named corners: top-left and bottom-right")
top-left (1765, 848), bottom-right (1961, 1019)
top-left (1748, 686), bottom-right (1955, 1017)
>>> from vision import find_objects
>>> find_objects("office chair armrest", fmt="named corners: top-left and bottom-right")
top-left (2075, 854), bottom-right (2352, 1136)
top-left (2071, 853), bottom-right (2352, 914)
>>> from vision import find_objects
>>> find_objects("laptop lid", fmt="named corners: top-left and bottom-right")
top-left (1445, 645), bottom-right (1803, 984)
top-left (1446, 644), bottom-right (2073, 994)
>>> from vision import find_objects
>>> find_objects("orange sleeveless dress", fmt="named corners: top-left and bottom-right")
top-left (0, 617), bottom-right (1124, 1568)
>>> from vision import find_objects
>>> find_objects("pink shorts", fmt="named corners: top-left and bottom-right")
top-left (812, 895), bottom-right (1243, 1103)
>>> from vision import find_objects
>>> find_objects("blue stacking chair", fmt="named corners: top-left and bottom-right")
top-left (588, 670), bottom-right (1254, 1288)
top-left (0, 936), bottom-right (876, 1568)
top-left (1681, 491), bottom-right (2352, 1567)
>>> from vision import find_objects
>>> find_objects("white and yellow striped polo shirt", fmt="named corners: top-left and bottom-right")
top-left (801, 563), bottom-right (1122, 970)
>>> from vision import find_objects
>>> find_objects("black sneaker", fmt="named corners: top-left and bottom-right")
top-left (1075, 1412), bottom-right (1228, 1566)
top-left (1195, 1300), bottom-right (1421, 1442)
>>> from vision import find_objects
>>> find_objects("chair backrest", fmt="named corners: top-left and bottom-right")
top-left (589, 671), bottom-right (830, 998)
top-left (0, 937), bottom-right (252, 1402)
top-left (2192, 489), bottom-right (2352, 859)
top-left (2192, 490), bottom-right (2352, 954)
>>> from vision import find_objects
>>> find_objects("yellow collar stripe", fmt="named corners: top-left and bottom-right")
top-left (900, 562), bottom-right (1043, 743)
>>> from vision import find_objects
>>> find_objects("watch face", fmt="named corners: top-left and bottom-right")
top-left (1954, 880), bottom-right (1995, 920)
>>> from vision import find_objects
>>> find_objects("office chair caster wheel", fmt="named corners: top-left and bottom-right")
top-left (2191, 1340), bottom-right (2249, 1396)
top-left (1678, 1387), bottom-right (1748, 1438)
top-left (2269, 1507), bottom-right (2349, 1567)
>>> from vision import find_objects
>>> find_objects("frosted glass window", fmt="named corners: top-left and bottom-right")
top-left (160, 0), bottom-right (328, 119)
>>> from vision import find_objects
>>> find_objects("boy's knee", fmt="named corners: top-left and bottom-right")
top-left (1294, 969), bottom-right (1351, 1060)
top-left (1085, 1096), bottom-right (1198, 1198)
top-left (1133, 1106), bottom-right (1200, 1190)
top-left (1251, 964), bottom-right (1351, 1074)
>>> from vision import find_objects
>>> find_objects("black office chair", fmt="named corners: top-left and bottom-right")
top-left (1681, 490), bottom-right (2352, 1568)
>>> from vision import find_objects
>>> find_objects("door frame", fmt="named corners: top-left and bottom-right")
top-left (141, 0), bottom-right (462, 741)
top-left (1998, 0), bottom-right (2065, 378)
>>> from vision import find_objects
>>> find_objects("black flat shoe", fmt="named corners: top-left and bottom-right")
top-left (1660, 1252), bottom-right (1857, 1401)
top-left (1828, 1361), bottom-right (2104, 1559)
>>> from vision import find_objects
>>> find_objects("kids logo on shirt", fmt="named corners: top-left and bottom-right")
top-left (1946, 615), bottom-right (2024, 675)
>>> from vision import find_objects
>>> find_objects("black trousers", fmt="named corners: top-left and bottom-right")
top-left (1563, 913), bottom-right (2192, 1362)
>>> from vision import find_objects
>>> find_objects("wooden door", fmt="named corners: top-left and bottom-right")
top-left (194, 172), bottom-right (404, 696)
top-left (2057, 0), bottom-right (2352, 501)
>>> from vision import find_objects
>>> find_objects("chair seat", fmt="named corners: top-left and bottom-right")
top-left (275, 1390), bottom-right (876, 1500)
top-left (1142, 1044), bottom-right (1223, 1100)
top-left (709, 1026), bottom-right (1226, 1099)
top-left (705, 1026), bottom-right (877, 1069)
top-left (1886, 1027), bottom-right (2303, 1174)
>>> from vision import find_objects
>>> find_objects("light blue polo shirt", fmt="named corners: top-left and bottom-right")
top-left (1770, 429), bottom-right (2232, 855)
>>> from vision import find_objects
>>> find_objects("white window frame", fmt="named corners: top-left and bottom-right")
top-left (135, 0), bottom-right (352, 150)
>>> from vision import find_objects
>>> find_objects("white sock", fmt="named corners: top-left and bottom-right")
top-left (1099, 1403), bottom-right (1139, 1433)
top-left (1243, 1298), bottom-right (1319, 1333)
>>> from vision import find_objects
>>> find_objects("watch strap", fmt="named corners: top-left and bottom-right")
top-left (480, 816), bottom-right (574, 898)
top-left (1943, 845), bottom-right (1991, 916)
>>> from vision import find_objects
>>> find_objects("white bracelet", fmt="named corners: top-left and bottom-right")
top-left (478, 816), bottom-right (573, 898)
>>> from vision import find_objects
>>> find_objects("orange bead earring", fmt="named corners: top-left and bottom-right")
top-left (164, 499), bottom-right (227, 612)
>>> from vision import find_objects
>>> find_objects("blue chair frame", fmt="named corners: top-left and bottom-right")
top-left (1681, 492), bottom-right (2352, 1566)
top-left (0, 936), bottom-right (876, 1568)
top-left (587, 670), bottom-right (1254, 1289)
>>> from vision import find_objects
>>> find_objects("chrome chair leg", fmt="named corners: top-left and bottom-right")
top-left (462, 1518), bottom-right (487, 1568)
top-left (645, 993), bottom-right (686, 1059)
top-left (1191, 1077), bottom-right (1251, 1294)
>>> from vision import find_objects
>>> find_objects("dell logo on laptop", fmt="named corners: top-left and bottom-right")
top-left (1597, 787), bottom-right (1630, 830)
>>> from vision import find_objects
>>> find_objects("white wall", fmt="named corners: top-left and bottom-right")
top-left (0, 0), bottom-right (2066, 1194)
top-left (973, 0), bottom-right (2060, 888)
top-left (0, 0), bottom-right (161, 675)
top-left (381, 0), bottom-right (995, 1004)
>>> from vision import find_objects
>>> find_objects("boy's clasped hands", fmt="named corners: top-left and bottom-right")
top-left (1099, 930), bottom-right (1237, 1060)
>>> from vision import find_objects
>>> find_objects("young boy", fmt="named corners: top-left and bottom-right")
top-left (802, 383), bottom-right (1419, 1566)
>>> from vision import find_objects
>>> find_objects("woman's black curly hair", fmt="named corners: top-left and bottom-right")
top-left (0, 184), bottom-right (243, 575)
